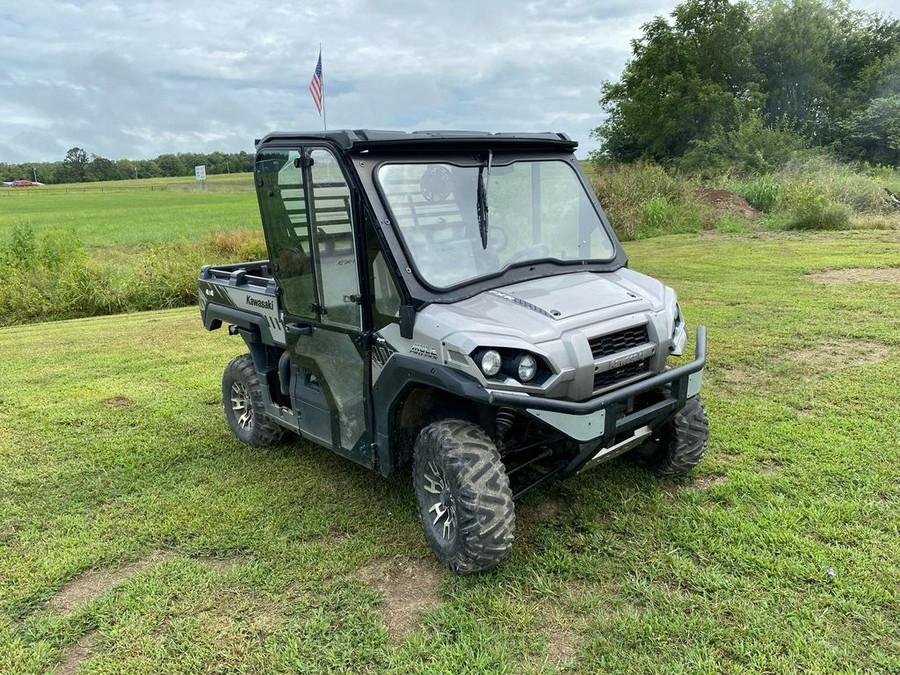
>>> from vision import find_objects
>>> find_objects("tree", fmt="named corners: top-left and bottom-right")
top-left (595, 0), bottom-right (900, 166)
top-left (156, 154), bottom-right (186, 177)
top-left (87, 155), bottom-right (123, 182)
top-left (60, 147), bottom-right (89, 183)
top-left (593, 0), bottom-right (758, 161)
top-left (838, 95), bottom-right (900, 165)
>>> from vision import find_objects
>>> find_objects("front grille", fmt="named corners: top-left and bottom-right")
top-left (593, 359), bottom-right (650, 390)
top-left (589, 325), bottom-right (649, 359)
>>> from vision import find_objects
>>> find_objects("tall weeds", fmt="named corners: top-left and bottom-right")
top-left (589, 162), bottom-right (709, 239)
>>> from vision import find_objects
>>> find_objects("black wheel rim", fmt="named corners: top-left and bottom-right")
top-left (423, 460), bottom-right (456, 541)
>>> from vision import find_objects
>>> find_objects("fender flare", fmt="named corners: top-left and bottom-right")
top-left (371, 355), bottom-right (490, 476)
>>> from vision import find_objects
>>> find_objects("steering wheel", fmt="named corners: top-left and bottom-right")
top-left (420, 166), bottom-right (451, 202)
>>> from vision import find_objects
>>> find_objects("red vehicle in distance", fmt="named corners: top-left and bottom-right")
top-left (2, 180), bottom-right (44, 187)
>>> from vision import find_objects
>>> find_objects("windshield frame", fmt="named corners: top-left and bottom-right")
top-left (353, 149), bottom-right (627, 306)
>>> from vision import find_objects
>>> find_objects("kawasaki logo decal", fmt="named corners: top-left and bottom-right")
top-left (246, 296), bottom-right (275, 311)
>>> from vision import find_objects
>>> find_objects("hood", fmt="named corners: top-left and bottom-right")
top-left (421, 270), bottom-right (668, 346)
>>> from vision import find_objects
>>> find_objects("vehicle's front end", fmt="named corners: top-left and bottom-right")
top-left (373, 264), bottom-right (706, 497)
top-left (351, 134), bottom-right (707, 495)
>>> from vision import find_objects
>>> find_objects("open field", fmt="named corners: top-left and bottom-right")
top-left (1, 173), bottom-right (256, 195)
top-left (0, 184), bottom-right (258, 248)
top-left (1, 229), bottom-right (898, 673)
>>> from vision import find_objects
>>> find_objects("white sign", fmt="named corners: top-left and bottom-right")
top-left (195, 165), bottom-right (207, 181)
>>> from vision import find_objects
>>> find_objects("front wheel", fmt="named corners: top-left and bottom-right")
top-left (221, 354), bottom-right (285, 447)
top-left (629, 396), bottom-right (709, 476)
top-left (413, 419), bottom-right (515, 574)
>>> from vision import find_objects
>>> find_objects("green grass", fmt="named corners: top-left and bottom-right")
top-left (0, 184), bottom-right (258, 247)
top-left (1, 229), bottom-right (898, 673)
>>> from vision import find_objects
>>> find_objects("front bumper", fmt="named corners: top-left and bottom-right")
top-left (488, 326), bottom-right (706, 478)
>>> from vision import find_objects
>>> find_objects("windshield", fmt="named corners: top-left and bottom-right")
top-left (377, 159), bottom-right (616, 289)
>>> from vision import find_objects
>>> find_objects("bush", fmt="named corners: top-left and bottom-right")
top-left (778, 155), bottom-right (887, 213)
top-left (783, 190), bottom-right (850, 230)
top-left (679, 114), bottom-right (806, 178)
top-left (638, 196), bottom-right (703, 238)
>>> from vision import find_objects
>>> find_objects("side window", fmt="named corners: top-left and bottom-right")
top-left (256, 150), bottom-right (315, 319)
top-left (309, 148), bottom-right (361, 329)
top-left (365, 212), bottom-right (402, 330)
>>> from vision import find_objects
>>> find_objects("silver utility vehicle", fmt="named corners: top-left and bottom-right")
top-left (199, 130), bottom-right (709, 573)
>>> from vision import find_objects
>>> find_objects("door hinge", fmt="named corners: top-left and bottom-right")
top-left (309, 302), bottom-right (328, 315)
top-left (370, 443), bottom-right (378, 468)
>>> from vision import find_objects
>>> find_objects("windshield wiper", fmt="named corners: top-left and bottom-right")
top-left (477, 150), bottom-right (492, 249)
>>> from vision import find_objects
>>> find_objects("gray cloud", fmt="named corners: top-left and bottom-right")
top-left (1, 0), bottom-right (894, 163)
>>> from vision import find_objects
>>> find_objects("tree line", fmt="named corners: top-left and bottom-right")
top-left (594, 0), bottom-right (900, 172)
top-left (0, 148), bottom-right (255, 184)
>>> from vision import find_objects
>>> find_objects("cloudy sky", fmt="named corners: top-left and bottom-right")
top-left (1, 0), bottom-right (896, 164)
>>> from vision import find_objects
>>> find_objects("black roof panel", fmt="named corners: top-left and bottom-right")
top-left (256, 129), bottom-right (577, 152)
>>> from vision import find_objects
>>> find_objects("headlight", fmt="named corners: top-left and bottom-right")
top-left (516, 355), bottom-right (537, 382)
top-left (481, 349), bottom-right (502, 377)
top-left (472, 347), bottom-right (549, 384)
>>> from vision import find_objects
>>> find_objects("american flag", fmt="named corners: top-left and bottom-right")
top-left (309, 50), bottom-right (323, 115)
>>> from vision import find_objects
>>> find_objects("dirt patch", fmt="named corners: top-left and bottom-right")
top-left (102, 396), bottom-right (132, 408)
top-left (46, 551), bottom-right (176, 613)
top-left (56, 631), bottom-right (97, 675)
top-left (696, 188), bottom-right (759, 221)
top-left (46, 552), bottom-right (243, 614)
top-left (758, 459), bottom-right (783, 475)
top-left (692, 474), bottom-right (728, 489)
top-left (710, 364), bottom-right (767, 390)
top-left (520, 497), bottom-right (567, 524)
top-left (544, 622), bottom-right (579, 664)
top-left (807, 267), bottom-right (900, 284)
top-left (356, 556), bottom-right (444, 643)
top-left (788, 338), bottom-right (892, 371)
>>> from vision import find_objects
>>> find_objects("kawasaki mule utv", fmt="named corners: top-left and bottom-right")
top-left (198, 130), bottom-right (708, 573)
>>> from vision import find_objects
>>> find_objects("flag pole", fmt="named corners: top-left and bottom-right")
top-left (320, 43), bottom-right (327, 131)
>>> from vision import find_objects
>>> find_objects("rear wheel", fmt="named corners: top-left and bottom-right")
top-left (629, 396), bottom-right (709, 476)
top-left (221, 354), bottom-right (285, 447)
top-left (413, 419), bottom-right (515, 574)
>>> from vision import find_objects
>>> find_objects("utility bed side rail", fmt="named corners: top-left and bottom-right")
top-left (200, 261), bottom-right (276, 290)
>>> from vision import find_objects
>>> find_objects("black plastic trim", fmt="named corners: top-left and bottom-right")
top-left (203, 305), bottom-right (276, 346)
top-left (257, 129), bottom-right (577, 152)
top-left (371, 354), bottom-right (492, 476)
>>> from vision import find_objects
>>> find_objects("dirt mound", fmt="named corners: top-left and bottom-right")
top-left (356, 556), bottom-right (444, 643)
top-left (696, 188), bottom-right (759, 220)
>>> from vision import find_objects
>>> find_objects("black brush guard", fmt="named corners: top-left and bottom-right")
top-left (487, 327), bottom-right (707, 498)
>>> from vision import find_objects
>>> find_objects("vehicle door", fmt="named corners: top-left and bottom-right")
top-left (255, 144), bottom-right (372, 468)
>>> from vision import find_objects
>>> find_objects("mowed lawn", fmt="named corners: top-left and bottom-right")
top-left (0, 230), bottom-right (898, 673)
top-left (0, 179), bottom-right (258, 247)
